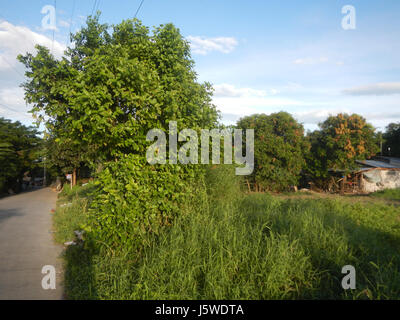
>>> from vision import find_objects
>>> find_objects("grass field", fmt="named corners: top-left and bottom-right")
top-left (54, 167), bottom-right (400, 299)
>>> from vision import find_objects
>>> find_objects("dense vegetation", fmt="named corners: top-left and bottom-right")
top-left (18, 14), bottom-right (218, 168)
top-left (383, 122), bottom-right (400, 157)
top-left (19, 14), bottom-right (218, 252)
top-left (54, 166), bottom-right (400, 299)
top-left (236, 112), bottom-right (309, 192)
top-left (15, 13), bottom-right (399, 300)
top-left (305, 113), bottom-right (380, 186)
top-left (0, 117), bottom-right (42, 194)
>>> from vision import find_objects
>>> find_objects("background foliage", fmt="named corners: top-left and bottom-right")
top-left (0, 117), bottom-right (41, 193)
top-left (383, 122), bottom-right (400, 157)
top-left (305, 113), bottom-right (380, 185)
top-left (236, 112), bottom-right (309, 192)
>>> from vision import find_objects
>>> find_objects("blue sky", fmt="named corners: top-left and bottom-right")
top-left (0, 0), bottom-right (399, 131)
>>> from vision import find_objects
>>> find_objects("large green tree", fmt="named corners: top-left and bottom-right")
top-left (18, 14), bottom-right (219, 249)
top-left (43, 134), bottom-right (84, 184)
top-left (18, 14), bottom-right (218, 167)
top-left (306, 113), bottom-right (379, 184)
top-left (236, 112), bottom-right (309, 192)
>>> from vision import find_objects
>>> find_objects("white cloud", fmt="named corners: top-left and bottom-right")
top-left (293, 109), bottom-right (351, 125)
top-left (343, 82), bottom-right (400, 96)
top-left (0, 20), bottom-right (66, 69)
top-left (187, 36), bottom-right (238, 55)
top-left (212, 84), bottom-right (304, 118)
top-left (59, 19), bottom-right (71, 28)
top-left (0, 86), bottom-right (32, 122)
top-left (0, 87), bottom-right (25, 107)
top-left (0, 20), bottom-right (66, 123)
top-left (293, 57), bottom-right (329, 65)
top-left (293, 57), bottom-right (345, 67)
top-left (221, 107), bottom-right (400, 130)
top-left (213, 83), bottom-right (278, 98)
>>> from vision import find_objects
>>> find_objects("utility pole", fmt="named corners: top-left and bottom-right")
top-left (43, 156), bottom-right (47, 187)
top-left (43, 129), bottom-right (47, 187)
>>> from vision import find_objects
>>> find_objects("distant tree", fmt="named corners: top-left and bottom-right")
top-left (44, 135), bottom-right (84, 185)
top-left (306, 113), bottom-right (379, 183)
top-left (236, 112), bottom-right (309, 192)
top-left (383, 122), bottom-right (400, 157)
top-left (0, 117), bottom-right (41, 193)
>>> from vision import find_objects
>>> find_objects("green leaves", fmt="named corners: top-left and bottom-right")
top-left (237, 112), bottom-right (309, 192)
top-left (19, 15), bottom-right (217, 166)
top-left (0, 117), bottom-right (42, 192)
top-left (18, 14), bottom-right (218, 251)
top-left (86, 155), bottom-right (199, 250)
top-left (306, 113), bottom-right (380, 179)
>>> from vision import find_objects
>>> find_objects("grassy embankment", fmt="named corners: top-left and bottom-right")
top-left (54, 168), bottom-right (400, 299)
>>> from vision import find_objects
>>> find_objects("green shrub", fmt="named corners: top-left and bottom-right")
top-left (85, 154), bottom-right (202, 251)
top-left (236, 112), bottom-right (309, 192)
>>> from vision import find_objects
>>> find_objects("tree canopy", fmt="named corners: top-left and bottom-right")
top-left (383, 122), bottom-right (400, 157)
top-left (0, 117), bottom-right (41, 193)
top-left (18, 14), bottom-right (219, 249)
top-left (236, 112), bottom-right (309, 192)
top-left (305, 113), bottom-right (379, 182)
top-left (18, 14), bottom-right (218, 168)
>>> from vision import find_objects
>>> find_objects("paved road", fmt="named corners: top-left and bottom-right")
top-left (0, 188), bottom-right (63, 299)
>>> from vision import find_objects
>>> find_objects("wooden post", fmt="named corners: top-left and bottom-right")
top-left (340, 175), bottom-right (346, 195)
top-left (359, 173), bottom-right (364, 193)
top-left (72, 168), bottom-right (77, 187)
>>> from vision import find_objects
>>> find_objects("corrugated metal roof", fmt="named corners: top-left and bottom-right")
top-left (355, 159), bottom-right (400, 169)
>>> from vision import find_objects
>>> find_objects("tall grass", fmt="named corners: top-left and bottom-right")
top-left (370, 188), bottom-right (400, 201)
top-left (53, 183), bottom-right (96, 244)
top-left (128, 166), bottom-right (315, 299)
top-left (55, 167), bottom-right (400, 300)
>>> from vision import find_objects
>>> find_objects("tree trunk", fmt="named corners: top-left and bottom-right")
top-left (340, 176), bottom-right (346, 195)
top-left (72, 168), bottom-right (77, 187)
top-left (246, 180), bottom-right (251, 193)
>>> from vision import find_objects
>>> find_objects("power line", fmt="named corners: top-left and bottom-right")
top-left (1, 56), bottom-right (25, 79)
top-left (91, 0), bottom-right (98, 16)
top-left (0, 15), bottom-right (25, 80)
top-left (51, 0), bottom-right (57, 54)
top-left (134, 0), bottom-right (145, 19)
top-left (68, 0), bottom-right (76, 43)
top-left (0, 102), bottom-right (22, 114)
top-left (96, 0), bottom-right (101, 13)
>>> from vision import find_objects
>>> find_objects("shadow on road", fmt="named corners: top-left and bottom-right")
top-left (0, 208), bottom-right (22, 224)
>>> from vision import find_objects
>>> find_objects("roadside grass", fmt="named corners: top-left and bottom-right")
top-left (53, 183), bottom-right (97, 245)
top-left (54, 171), bottom-right (400, 299)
